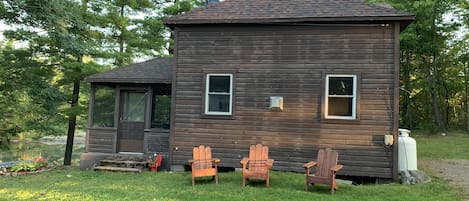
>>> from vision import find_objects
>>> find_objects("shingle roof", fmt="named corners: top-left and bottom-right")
top-left (86, 58), bottom-right (173, 84)
top-left (164, 0), bottom-right (415, 27)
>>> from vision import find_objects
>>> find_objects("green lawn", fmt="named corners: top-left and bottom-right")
top-left (1, 131), bottom-right (468, 201)
top-left (0, 167), bottom-right (459, 201)
top-left (414, 130), bottom-right (469, 160)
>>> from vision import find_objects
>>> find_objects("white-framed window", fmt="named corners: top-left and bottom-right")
top-left (205, 74), bottom-right (233, 115)
top-left (325, 75), bottom-right (357, 120)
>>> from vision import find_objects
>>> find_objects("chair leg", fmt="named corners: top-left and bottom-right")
top-left (192, 176), bottom-right (195, 186)
top-left (266, 178), bottom-right (270, 187)
top-left (242, 177), bottom-right (246, 187)
top-left (215, 174), bottom-right (219, 184)
top-left (305, 182), bottom-right (309, 191)
top-left (330, 181), bottom-right (335, 194)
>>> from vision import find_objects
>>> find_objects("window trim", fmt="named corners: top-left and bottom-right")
top-left (324, 74), bottom-right (357, 120)
top-left (204, 73), bottom-right (233, 115)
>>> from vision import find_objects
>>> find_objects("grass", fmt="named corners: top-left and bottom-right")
top-left (0, 167), bottom-right (460, 201)
top-left (1, 130), bottom-right (468, 201)
top-left (414, 130), bottom-right (469, 160)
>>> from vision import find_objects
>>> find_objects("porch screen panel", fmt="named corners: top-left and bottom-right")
top-left (92, 86), bottom-right (115, 127)
top-left (152, 85), bottom-right (171, 128)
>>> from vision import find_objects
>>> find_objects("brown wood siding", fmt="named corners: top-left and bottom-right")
top-left (87, 128), bottom-right (116, 153)
top-left (145, 128), bottom-right (170, 169)
top-left (145, 129), bottom-right (170, 154)
top-left (171, 25), bottom-right (396, 178)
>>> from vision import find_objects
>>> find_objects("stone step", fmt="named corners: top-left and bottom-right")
top-left (99, 160), bottom-right (147, 168)
top-left (94, 166), bottom-right (142, 173)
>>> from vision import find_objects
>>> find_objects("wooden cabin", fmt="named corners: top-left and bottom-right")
top-left (81, 0), bottom-right (415, 180)
top-left (163, 0), bottom-right (414, 179)
top-left (80, 58), bottom-right (172, 169)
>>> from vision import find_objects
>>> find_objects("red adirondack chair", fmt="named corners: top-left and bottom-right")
top-left (240, 144), bottom-right (274, 187)
top-left (149, 154), bottom-right (162, 172)
top-left (188, 145), bottom-right (220, 186)
top-left (304, 148), bottom-right (343, 193)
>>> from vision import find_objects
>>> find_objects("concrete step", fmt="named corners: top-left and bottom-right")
top-left (94, 166), bottom-right (142, 173)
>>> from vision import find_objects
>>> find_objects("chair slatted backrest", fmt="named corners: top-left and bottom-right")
top-left (193, 145), bottom-right (213, 170)
top-left (155, 154), bottom-right (163, 167)
top-left (315, 148), bottom-right (339, 178)
top-left (248, 144), bottom-right (269, 173)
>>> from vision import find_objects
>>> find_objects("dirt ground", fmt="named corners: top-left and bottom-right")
top-left (419, 158), bottom-right (469, 200)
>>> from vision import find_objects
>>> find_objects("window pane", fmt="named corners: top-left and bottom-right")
top-left (208, 94), bottom-right (230, 112)
top-left (122, 92), bottom-right (145, 122)
top-left (209, 76), bottom-right (230, 93)
top-left (328, 97), bottom-right (352, 116)
top-left (329, 77), bottom-right (353, 95)
top-left (93, 86), bottom-right (115, 127)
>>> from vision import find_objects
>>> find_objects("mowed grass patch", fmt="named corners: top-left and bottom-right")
top-left (414, 130), bottom-right (469, 160)
top-left (0, 167), bottom-right (459, 201)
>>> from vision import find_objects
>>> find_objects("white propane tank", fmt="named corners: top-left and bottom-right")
top-left (398, 128), bottom-right (418, 172)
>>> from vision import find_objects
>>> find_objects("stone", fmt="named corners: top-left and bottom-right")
top-left (400, 170), bottom-right (431, 185)
top-left (409, 170), bottom-right (431, 183)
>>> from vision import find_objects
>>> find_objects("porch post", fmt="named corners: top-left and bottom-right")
top-left (113, 85), bottom-right (121, 153)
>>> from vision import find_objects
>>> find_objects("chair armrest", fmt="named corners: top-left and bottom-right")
top-left (303, 161), bottom-right (318, 169)
top-left (331, 164), bottom-right (344, 172)
top-left (240, 158), bottom-right (249, 165)
top-left (266, 159), bottom-right (274, 168)
top-left (213, 158), bottom-right (221, 164)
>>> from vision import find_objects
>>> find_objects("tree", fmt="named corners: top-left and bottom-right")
top-left (86, 0), bottom-right (167, 66)
top-left (368, 0), bottom-right (466, 133)
top-left (0, 0), bottom-right (205, 157)
top-left (0, 43), bottom-right (60, 149)
top-left (0, 0), bottom-right (103, 164)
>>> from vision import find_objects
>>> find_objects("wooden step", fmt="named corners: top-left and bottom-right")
top-left (94, 166), bottom-right (142, 173)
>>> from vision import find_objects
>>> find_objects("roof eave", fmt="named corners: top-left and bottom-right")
top-left (164, 15), bottom-right (415, 29)
top-left (86, 78), bottom-right (172, 84)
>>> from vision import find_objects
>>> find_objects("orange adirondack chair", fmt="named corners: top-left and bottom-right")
top-left (188, 145), bottom-right (220, 186)
top-left (304, 148), bottom-right (344, 194)
top-left (240, 144), bottom-right (274, 187)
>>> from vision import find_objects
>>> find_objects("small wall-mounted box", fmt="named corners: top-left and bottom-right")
top-left (270, 96), bottom-right (284, 111)
top-left (384, 134), bottom-right (394, 146)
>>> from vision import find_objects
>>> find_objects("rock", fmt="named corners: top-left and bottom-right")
top-left (410, 170), bottom-right (431, 183)
top-left (400, 170), bottom-right (431, 185)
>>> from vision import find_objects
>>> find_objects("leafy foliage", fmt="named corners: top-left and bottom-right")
top-left (0, 0), bottom-right (204, 149)
top-left (369, 0), bottom-right (469, 133)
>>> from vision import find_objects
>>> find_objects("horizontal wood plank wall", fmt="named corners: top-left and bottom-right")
top-left (145, 128), bottom-right (170, 169)
top-left (146, 129), bottom-right (170, 153)
top-left (87, 128), bottom-right (116, 153)
top-left (172, 25), bottom-right (395, 178)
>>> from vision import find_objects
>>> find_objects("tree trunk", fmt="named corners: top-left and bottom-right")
top-left (466, 62), bottom-right (469, 133)
top-left (424, 62), bottom-right (446, 133)
top-left (427, 0), bottom-right (447, 134)
top-left (401, 52), bottom-right (411, 129)
top-left (64, 79), bottom-right (80, 166)
top-left (117, 4), bottom-right (125, 66)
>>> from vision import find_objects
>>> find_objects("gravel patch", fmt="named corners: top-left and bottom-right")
top-left (419, 158), bottom-right (469, 200)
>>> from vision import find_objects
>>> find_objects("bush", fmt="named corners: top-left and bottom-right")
top-left (11, 162), bottom-right (37, 172)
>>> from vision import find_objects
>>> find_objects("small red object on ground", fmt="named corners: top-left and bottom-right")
top-left (149, 154), bottom-right (162, 172)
